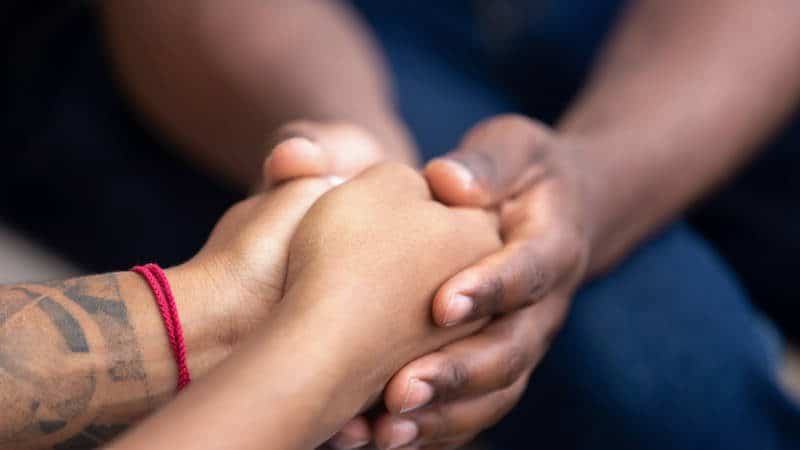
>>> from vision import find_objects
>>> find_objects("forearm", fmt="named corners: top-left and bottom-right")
top-left (558, 0), bottom-right (800, 274)
top-left (110, 258), bottom-right (488, 450)
top-left (0, 267), bottom-right (230, 449)
top-left (107, 282), bottom-right (374, 450)
top-left (100, 0), bottom-right (416, 188)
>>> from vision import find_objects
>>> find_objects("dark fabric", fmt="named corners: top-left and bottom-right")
top-left (490, 223), bottom-right (800, 450)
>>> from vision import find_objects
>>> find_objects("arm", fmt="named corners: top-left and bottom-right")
top-left (108, 163), bottom-right (502, 450)
top-left (367, 2), bottom-right (800, 448)
top-left (0, 175), bottom-right (338, 449)
top-left (100, 0), bottom-right (416, 189)
top-left (560, 0), bottom-right (800, 273)
top-left (0, 270), bottom-right (227, 449)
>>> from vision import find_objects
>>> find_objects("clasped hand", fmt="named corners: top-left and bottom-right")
top-left (261, 117), bottom-right (592, 450)
top-left (178, 129), bottom-right (503, 448)
top-left (182, 114), bottom-right (591, 450)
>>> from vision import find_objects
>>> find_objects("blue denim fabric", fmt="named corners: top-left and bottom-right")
top-left (490, 224), bottom-right (800, 449)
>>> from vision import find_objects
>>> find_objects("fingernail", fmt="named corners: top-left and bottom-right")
top-left (440, 158), bottom-right (475, 186)
top-left (386, 419), bottom-right (418, 449)
top-left (400, 379), bottom-right (435, 413)
top-left (442, 294), bottom-right (474, 326)
top-left (329, 431), bottom-right (369, 449)
top-left (286, 136), bottom-right (320, 154)
top-left (328, 175), bottom-right (345, 186)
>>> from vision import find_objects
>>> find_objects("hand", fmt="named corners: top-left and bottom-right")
top-left (108, 164), bottom-right (501, 450)
top-left (278, 162), bottom-right (502, 406)
top-left (247, 122), bottom-right (397, 449)
top-left (260, 122), bottom-right (413, 449)
top-left (177, 172), bottom-right (340, 351)
top-left (193, 119), bottom-right (385, 342)
top-left (363, 115), bottom-right (591, 450)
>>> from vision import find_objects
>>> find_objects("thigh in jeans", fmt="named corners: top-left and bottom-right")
top-left (488, 223), bottom-right (800, 450)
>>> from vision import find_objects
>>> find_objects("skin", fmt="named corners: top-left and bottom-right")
top-left (107, 163), bottom-right (501, 450)
top-left (0, 170), bottom-right (342, 449)
top-left (99, 0), bottom-right (417, 189)
top-left (265, 2), bottom-right (800, 449)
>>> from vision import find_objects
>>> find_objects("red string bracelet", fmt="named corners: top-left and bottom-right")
top-left (132, 263), bottom-right (191, 391)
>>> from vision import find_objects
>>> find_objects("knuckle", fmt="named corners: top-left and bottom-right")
top-left (520, 255), bottom-right (549, 302)
top-left (438, 357), bottom-right (470, 401)
top-left (506, 242), bottom-right (550, 305)
top-left (499, 341), bottom-right (529, 389)
top-left (473, 273), bottom-right (505, 315)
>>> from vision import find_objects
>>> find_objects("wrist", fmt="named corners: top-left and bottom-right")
top-left (119, 262), bottom-right (235, 405)
top-left (557, 128), bottom-right (642, 275)
top-left (165, 261), bottom-right (241, 366)
top-left (271, 278), bottom-right (391, 404)
top-left (223, 285), bottom-right (381, 445)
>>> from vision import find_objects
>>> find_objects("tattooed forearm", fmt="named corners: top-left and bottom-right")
top-left (55, 277), bottom-right (148, 384)
top-left (0, 274), bottom-right (149, 449)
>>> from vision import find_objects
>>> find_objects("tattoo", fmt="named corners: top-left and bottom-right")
top-left (0, 287), bottom-right (97, 446)
top-left (36, 296), bottom-right (90, 353)
top-left (0, 274), bottom-right (149, 449)
top-left (53, 423), bottom-right (128, 450)
top-left (57, 277), bottom-right (147, 382)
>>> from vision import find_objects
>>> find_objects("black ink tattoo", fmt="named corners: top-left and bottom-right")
top-left (0, 274), bottom-right (149, 449)
top-left (37, 420), bottom-right (67, 434)
top-left (53, 423), bottom-right (128, 450)
top-left (58, 276), bottom-right (148, 383)
top-left (36, 296), bottom-right (90, 353)
top-left (0, 287), bottom-right (97, 447)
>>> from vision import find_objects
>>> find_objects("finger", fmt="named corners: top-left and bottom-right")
top-left (352, 162), bottom-right (432, 200)
top-left (210, 176), bottom-right (339, 251)
top-left (423, 115), bottom-right (551, 207)
top-left (430, 235), bottom-right (563, 326)
top-left (384, 304), bottom-right (560, 414)
top-left (328, 417), bottom-right (372, 450)
top-left (253, 176), bottom-right (342, 236)
top-left (263, 137), bottom-right (332, 187)
top-left (374, 375), bottom-right (528, 449)
top-left (264, 123), bottom-right (384, 187)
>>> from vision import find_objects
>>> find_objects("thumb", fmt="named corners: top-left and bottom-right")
top-left (262, 121), bottom-right (384, 189)
top-left (423, 115), bottom-right (550, 207)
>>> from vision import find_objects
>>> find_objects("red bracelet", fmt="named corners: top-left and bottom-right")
top-left (132, 263), bottom-right (191, 391)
